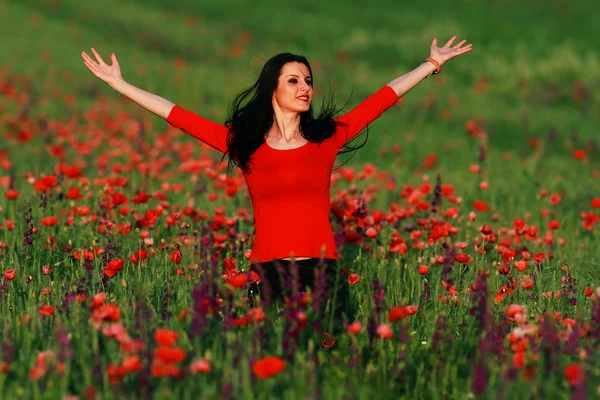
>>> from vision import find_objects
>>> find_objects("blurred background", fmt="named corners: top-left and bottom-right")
top-left (0, 0), bottom-right (597, 169)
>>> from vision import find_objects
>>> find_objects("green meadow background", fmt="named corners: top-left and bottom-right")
top-left (1, 0), bottom-right (599, 398)
top-left (2, 0), bottom-right (598, 257)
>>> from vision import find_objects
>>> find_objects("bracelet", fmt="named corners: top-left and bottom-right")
top-left (426, 57), bottom-right (441, 75)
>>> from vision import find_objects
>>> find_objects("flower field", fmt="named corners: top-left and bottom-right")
top-left (1, 0), bottom-right (599, 398)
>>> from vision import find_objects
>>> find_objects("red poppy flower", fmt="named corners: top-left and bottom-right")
top-left (533, 253), bottom-right (545, 263)
top-left (151, 362), bottom-right (183, 378)
top-left (65, 187), bottom-right (84, 200)
top-left (455, 253), bottom-right (472, 263)
top-left (572, 149), bottom-right (587, 162)
top-left (522, 278), bottom-right (534, 290)
top-left (376, 324), bottom-right (393, 338)
top-left (4, 189), bottom-right (19, 200)
top-left (104, 258), bottom-right (124, 277)
top-left (249, 270), bottom-right (260, 283)
top-left (388, 305), bottom-right (418, 322)
top-left (170, 247), bottom-right (182, 264)
top-left (132, 191), bottom-right (152, 204)
top-left (365, 227), bottom-right (378, 238)
top-left (343, 230), bottom-right (364, 244)
top-left (130, 249), bottom-right (148, 264)
top-left (226, 273), bottom-right (248, 289)
top-left (550, 194), bottom-right (562, 205)
top-left (190, 358), bottom-right (211, 374)
top-left (347, 321), bottom-right (362, 335)
top-left (154, 329), bottom-right (179, 347)
top-left (320, 332), bottom-right (336, 348)
top-left (472, 200), bottom-right (490, 212)
top-left (564, 363), bottom-right (584, 386)
top-left (513, 351), bottom-right (526, 369)
top-left (112, 193), bottom-right (128, 206)
top-left (154, 346), bottom-right (186, 364)
top-left (423, 154), bottom-right (438, 169)
top-left (252, 356), bottom-right (286, 379)
top-left (122, 356), bottom-right (142, 373)
top-left (515, 260), bottom-right (528, 272)
top-left (40, 216), bottom-right (58, 227)
top-left (39, 305), bottom-right (55, 316)
top-left (547, 220), bottom-right (560, 230)
top-left (348, 273), bottom-right (361, 285)
top-left (4, 269), bottom-right (15, 281)
top-left (246, 308), bottom-right (265, 323)
top-left (494, 285), bottom-right (514, 304)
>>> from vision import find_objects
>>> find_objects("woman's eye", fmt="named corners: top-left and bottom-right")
top-left (289, 79), bottom-right (312, 86)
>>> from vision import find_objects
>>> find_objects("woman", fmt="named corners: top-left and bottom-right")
top-left (81, 36), bottom-right (472, 326)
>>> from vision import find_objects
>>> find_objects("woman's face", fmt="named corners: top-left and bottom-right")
top-left (272, 62), bottom-right (313, 113)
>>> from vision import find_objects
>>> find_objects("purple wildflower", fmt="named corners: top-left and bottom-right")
top-left (221, 379), bottom-right (234, 400)
top-left (365, 280), bottom-right (386, 346)
top-left (560, 269), bottom-right (578, 307)
top-left (60, 289), bottom-right (77, 316)
top-left (55, 324), bottom-right (73, 363)
top-left (539, 314), bottom-right (560, 373)
top-left (23, 201), bottom-right (35, 248)
top-left (0, 277), bottom-right (8, 299)
top-left (471, 360), bottom-right (488, 395)
top-left (563, 324), bottom-right (580, 355)
top-left (161, 279), bottom-right (173, 320)
top-left (190, 277), bottom-right (219, 339)
top-left (431, 314), bottom-right (452, 357)
top-left (469, 271), bottom-right (490, 332)
top-left (349, 338), bottom-right (361, 368)
top-left (590, 297), bottom-right (600, 347)
top-left (478, 145), bottom-right (486, 163)
top-left (430, 174), bottom-right (442, 213)
top-left (311, 257), bottom-right (329, 315)
top-left (442, 242), bottom-right (456, 266)
top-left (1, 337), bottom-right (14, 364)
top-left (280, 260), bottom-right (305, 361)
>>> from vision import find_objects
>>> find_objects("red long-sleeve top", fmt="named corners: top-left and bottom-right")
top-left (167, 85), bottom-right (399, 264)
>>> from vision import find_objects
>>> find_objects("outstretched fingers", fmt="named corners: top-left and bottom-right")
top-left (453, 39), bottom-right (467, 49)
top-left (91, 48), bottom-right (108, 66)
top-left (82, 58), bottom-right (100, 77)
top-left (81, 52), bottom-right (97, 66)
top-left (453, 45), bottom-right (473, 56)
top-left (444, 36), bottom-right (457, 47)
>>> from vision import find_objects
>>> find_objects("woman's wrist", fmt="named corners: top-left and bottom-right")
top-left (110, 78), bottom-right (127, 92)
top-left (425, 57), bottom-right (442, 75)
top-left (422, 61), bottom-right (437, 77)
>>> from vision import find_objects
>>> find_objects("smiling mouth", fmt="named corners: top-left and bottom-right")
top-left (297, 97), bottom-right (309, 102)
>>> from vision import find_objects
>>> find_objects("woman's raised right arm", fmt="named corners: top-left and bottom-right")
top-left (82, 48), bottom-right (173, 119)
top-left (111, 79), bottom-right (174, 119)
top-left (82, 48), bottom-right (229, 154)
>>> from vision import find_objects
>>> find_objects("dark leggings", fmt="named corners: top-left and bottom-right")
top-left (247, 258), bottom-right (350, 330)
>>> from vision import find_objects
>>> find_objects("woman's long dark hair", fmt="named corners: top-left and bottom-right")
top-left (220, 52), bottom-right (370, 175)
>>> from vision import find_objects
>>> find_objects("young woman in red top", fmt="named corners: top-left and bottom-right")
top-left (81, 37), bottom-right (472, 326)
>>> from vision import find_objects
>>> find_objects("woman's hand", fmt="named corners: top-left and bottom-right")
top-left (429, 36), bottom-right (472, 66)
top-left (81, 48), bottom-right (124, 89)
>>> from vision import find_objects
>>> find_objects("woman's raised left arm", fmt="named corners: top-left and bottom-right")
top-left (387, 36), bottom-right (473, 97)
top-left (330, 37), bottom-right (472, 151)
